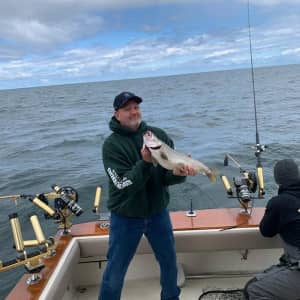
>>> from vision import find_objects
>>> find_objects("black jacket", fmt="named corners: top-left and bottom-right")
top-left (260, 179), bottom-right (300, 248)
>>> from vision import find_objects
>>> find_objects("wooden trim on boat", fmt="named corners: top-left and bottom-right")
top-left (170, 207), bottom-right (265, 230)
top-left (5, 207), bottom-right (265, 300)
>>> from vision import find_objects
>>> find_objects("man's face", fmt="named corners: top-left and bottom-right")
top-left (114, 100), bottom-right (141, 131)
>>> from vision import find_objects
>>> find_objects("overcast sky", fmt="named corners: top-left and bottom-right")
top-left (0, 0), bottom-right (300, 90)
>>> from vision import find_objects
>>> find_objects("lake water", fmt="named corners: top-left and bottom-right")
top-left (1, 64), bottom-right (300, 298)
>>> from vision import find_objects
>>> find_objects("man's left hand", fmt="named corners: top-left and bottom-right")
top-left (173, 165), bottom-right (197, 176)
top-left (141, 145), bottom-right (153, 163)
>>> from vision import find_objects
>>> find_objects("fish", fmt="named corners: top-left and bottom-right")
top-left (143, 130), bottom-right (217, 183)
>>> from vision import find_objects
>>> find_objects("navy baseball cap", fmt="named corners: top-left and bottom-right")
top-left (113, 92), bottom-right (143, 110)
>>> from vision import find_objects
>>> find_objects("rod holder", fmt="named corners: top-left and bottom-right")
top-left (30, 197), bottom-right (56, 217)
top-left (257, 167), bottom-right (265, 197)
top-left (9, 213), bottom-right (25, 252)
top-left (29, 214), bottom-right (46, 244)
top-left (220, 174), bottom-right (233, 196)
top-left (93, 186), bottom-right (102, 213)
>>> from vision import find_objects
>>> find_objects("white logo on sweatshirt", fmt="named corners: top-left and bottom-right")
top-left (107, 168), bottom-right (133, 189)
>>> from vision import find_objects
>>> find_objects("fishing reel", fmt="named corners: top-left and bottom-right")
top-left (221, 154), bottom-right (263, 214)
top-left (51, 184), bottom-right (83, 217)
top-left (2, 184), bottom-right (83, 233)
top-left (37, 184), bottom-right (83, 233)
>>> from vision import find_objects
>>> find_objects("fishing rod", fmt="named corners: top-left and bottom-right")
top-left (220, 1), bottom-right (267, 213)
top-left (247, 0), bottom-right (267, 198)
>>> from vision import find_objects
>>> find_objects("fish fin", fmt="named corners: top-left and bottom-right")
top-left (207, 169), bottom-right (219, 184)
top-left (160, 151), bottom-right (169, 161)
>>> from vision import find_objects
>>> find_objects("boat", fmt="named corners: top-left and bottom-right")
top-left (1, 3), bottom-right (284, 299)
top-left (1, 184), bottom-right (282, 300)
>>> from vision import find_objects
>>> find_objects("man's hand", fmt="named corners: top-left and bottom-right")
top-left (173, 164), bottom-right (197, 176)
top-left (141, 145), bottom-right (153, 163)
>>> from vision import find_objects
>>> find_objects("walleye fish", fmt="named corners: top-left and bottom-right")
top-left (143, 130), bottom-right (217, 183)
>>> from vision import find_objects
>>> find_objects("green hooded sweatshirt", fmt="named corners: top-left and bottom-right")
top-left (102, 117), bottom-right (186, 218)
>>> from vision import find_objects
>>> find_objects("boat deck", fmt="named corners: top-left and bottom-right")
top-left (74, 276), bottom-right (249, 300)
top-left (6, 208), bottom-right (282, 300)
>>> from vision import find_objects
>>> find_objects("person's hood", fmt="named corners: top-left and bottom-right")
top-left (278, 179), bottom-right (300, 198)
top-left (274, 159), bottom-right (300, 185)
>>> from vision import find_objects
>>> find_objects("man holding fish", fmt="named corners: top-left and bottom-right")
top-left (99, 91), bottom-right (215, 300)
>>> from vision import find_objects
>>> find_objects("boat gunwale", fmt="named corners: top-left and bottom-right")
top-left (5, 207), bottom-right (273, 300)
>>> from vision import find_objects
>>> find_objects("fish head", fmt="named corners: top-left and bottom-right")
top-left (143, 131), bottom-right (162, 149)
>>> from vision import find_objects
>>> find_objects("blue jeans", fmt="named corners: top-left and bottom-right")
top-left (98, 209), bottom-right (180, 300)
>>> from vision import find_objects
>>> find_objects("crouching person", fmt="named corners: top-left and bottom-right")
top-left (244, 159), bottom-right (300, 300)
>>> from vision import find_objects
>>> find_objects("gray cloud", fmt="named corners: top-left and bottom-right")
top-left (1, 0), bottom-right (300, 89)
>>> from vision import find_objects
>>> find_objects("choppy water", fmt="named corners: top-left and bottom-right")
top-left (1, 64), bottom-right (300, 298)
